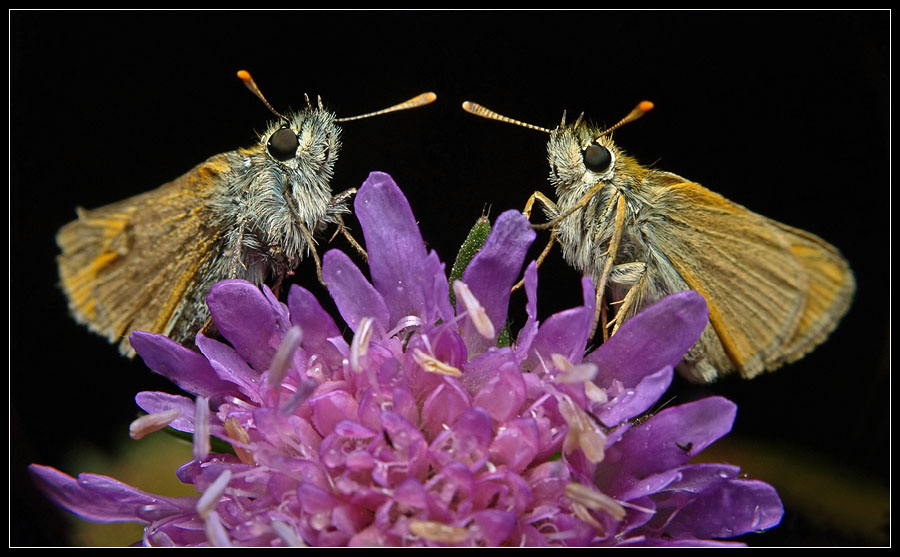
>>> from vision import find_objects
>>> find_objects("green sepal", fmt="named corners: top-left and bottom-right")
top-left (448, 215), bottom-right (492, 308)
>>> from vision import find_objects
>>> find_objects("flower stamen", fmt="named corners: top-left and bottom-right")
top-left (197, 469), bottom-right (232, 519)
top-left (203, 510), bottom-right (232, 547)
top-left (193, 396), bottom-right (210, 462)
top-left (128, 409), bottom-right (181, 440)
top-left (551, 353), bottom-right (598, 383)
top-left (224, 417), bottom-right (255, 465)
top-left (409, 519), bottom-right (470, 544)
top-left (453, 280), bottom-right (496, 339)
top-left (558, 395), bottom-right (606, 463)
top-left (271, 519), bottom-right (307, 547)
top-left (565, 482), bottom-right (626, 522)
top-left (268, 325), bottom-right (303, 387)
top-left (584, 381), bottom-right (609, 404)
top-left (412, 348), bottom-right (462, 377)
top-left (571, 501), bottom-right (606, 535)
top-left (350, 317), bottom-right (375, 373)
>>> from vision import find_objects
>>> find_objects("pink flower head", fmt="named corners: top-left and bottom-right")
top-left (31, 172), bottom-right (782, 546)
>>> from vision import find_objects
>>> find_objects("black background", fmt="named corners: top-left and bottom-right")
top-left (10, 10), bottom-right (889, 547)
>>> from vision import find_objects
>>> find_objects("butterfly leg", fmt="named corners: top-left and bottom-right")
top-left (296, 222), bottom-right (327, 288)
top-left (330, 187), bottom-right (357, 206)
top-left (334, 214), bottom-right (369, 263)
top-left (592, 193), bottom-right (627, 340)
top-left (228, 221), bottom-right (250, 278)
top-left (327, 188), bottom-right (368, 263)
top-left (606, 262), bottom-right (648, 336)
top-left (512, 191), bottom-right (560, 293)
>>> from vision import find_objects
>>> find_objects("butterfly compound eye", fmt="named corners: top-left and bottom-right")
top-left (268, 127), bottom-right (299, 161)
top-left (583, 144), bottom-right (611, 173)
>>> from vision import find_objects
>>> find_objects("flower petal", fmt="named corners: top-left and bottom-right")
top-left (195, 335), bottom-right (262, 403)
top-left (206, 280), bottom-right (287, 371)
top-left (587, 290), bottom-right (709, 389)
top-left (354, 171), bottom-right (453, 328)
top-left (287, 284), bottom-right (346, 368)
top-left (134, 391), bottom-right (197, 433)
top-left (596, 396), bottom-right (737, 495)
top-left (130, 331), bottom-right (239, 402)
top-left (592, 366), bottom-right (674, 427)
top-left (322, 248), bottom-right (390, 333)
top-left (522, 276), bottom-right (595, 371)
top-left (514, 261), bottom-right (540, 360)
top-left (653, 464), bottom-right (784, 539)
top-left (29, 464), bottom-right (194, 523)
top-left (309, 388), bottom-right (360, 437)
top-left (421, 380), bottom-right (472, 440)
top-left (489, 418), bottom-right (540, 473)
top-left (459, 210), bottom-right (535, 354)
top-left (471, 509), bottom-right (517, 546)
top-left (470, 352), bottom-right (527, 423)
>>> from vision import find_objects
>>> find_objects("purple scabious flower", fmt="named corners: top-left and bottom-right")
top-left (31, 172), bottom-right (783, 546)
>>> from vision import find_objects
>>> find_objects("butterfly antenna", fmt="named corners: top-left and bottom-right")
top-left (461, 101), bottom-right (553, 134)
top-left (593, 100), bottom-right (654, 140)
top-left (237, 70), bottom-right (290, 124)
top-left (335, 92), bottom-right (437, 122)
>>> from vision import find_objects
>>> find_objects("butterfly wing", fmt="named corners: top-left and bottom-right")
top-left (56, 156), bottom-right (233, 356)
top-left (762, 219), bottom-right (855, 367)
top-left (640, 177), bottom-right (816, 380)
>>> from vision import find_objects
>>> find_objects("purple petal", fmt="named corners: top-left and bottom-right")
top-left (655, 468), bottom-right (784, 539)
top-left (514, 261), bottom-right (540, 360)
top-left (459, 210), bottom-right (535, 354)
top-left (380, 411), bottom-right (429, 481)
top-left (474, 468), bottom-right (533, 514)
top-left (617, 467), bottom-right (684, 502)
top-left (421, 380), bottom-right (472, 440)
top-left (206, 280), bottom-right (287, 371)
top-left (522, 276), bottom-right (595, 371)
top-left (419, 250), bottom-right (455, 329)
top-left (471, 509), bottom-right (517, 546)
top-left (665, 463), bottom-right (741, 492)
top-left (130, 331), bottom-right (239, 401)
top-left (309, 388), bottom-right (359, 437)
top-left (354, 171), bottom-right (453, 328)
top-left (586, 290), bottom-right (709, 389)
top-left (28, 464), bottom-right (193, 523)
top-left (460, 346), bottom-right (515, 394)
top-left (470, 352), bottom-right (527, 423)
top-left (322, 248), bottom-right (390, 333)
top-left (287, 284), bottom-right (346, 368)
top-left (134, 391), bottom-right (198, 433)
top-left (393, 477), bottom-right (429, 509)
top-left (451, 406), bottom-right (494, 448)
top-left (592, 366), bottom-right (674, 426)
top-left (195, 335), bottom-right (262, 403)
top-left (489, 418), bottom-right (540, 473)
top-left (597, 396), bottom-right (737, 495)
top-left (526, 460), bottom-right (569, 505)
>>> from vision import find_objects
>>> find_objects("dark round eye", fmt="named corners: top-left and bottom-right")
top-left (583, 144), bottom-right (611, 172)
top-left (268, 127), bottom-right (299, 161)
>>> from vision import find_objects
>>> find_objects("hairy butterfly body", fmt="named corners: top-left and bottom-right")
top-left (464, 100), bottom-right (854, 382)
top-left (57, 71), bottom-right (435, 356)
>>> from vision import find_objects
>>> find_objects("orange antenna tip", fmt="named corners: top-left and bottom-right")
top-left (594, 99), bottom-right (655, 139)
top-left (237, 70), bottom-right (288, 122)
top-left (334, 91), bottom-right (437, 123)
